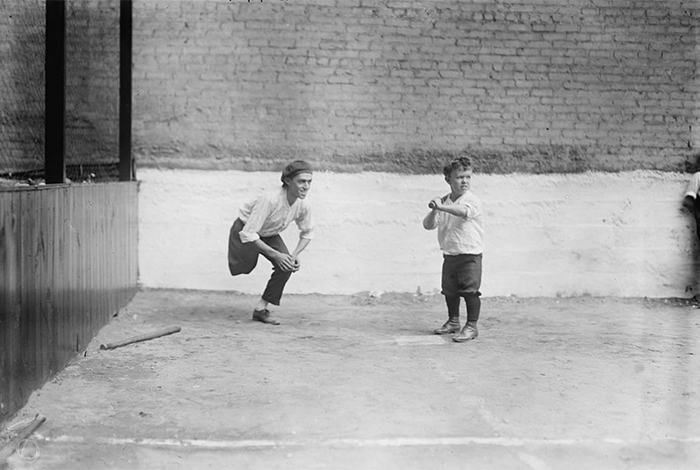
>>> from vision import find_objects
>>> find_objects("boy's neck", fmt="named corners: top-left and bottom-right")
top-left (450, 191), bottom-right (466, 201)
top-left (286, 188), bottom-right (297, 205)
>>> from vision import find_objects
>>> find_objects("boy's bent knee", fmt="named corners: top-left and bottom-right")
top-left (461, 291), bottom-right (481, 299)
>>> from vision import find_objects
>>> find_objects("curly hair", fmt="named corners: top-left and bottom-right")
top-left (442, 156), bottom-right (473, 178)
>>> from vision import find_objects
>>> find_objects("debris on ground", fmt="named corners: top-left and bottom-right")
top-left (0, 413), bottom-right (46, 465)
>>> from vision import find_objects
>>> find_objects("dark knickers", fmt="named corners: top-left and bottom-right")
top-left (441, 253), bottom-right (482, 298)
top-left (228, 218), bottom-right (293, 306)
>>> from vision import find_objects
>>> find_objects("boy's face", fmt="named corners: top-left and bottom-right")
top-left (445, 167), bottom-right (472, 196)
top-left (286, 172), bottom-right (313, 201)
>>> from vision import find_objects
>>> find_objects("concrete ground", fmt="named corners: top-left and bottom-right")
top-left (3, 289), bottom-right (700, 470)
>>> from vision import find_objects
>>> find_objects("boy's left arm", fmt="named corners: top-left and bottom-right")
top-left (436, 204), bottom-right (468, 218)
top-left (292, 238), bottom-right (311, 259)
top-left (290, 238), bottom-right (311, 271)
top-left (433, 200), bottom-right (479, 219)
top-left (292, 205), bottom-right (314, 270)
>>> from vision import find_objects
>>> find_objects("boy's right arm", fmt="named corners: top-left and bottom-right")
top-left (423, 207), bottom-right (439, 230)
top-left (681, 173), bottom-right (700, 213)
top-left (239, 194), bottom-right (297, 272)
top-left (250, 239), bottom-right (297, 271)
top-left (683, 173), bottom-right (700, 212)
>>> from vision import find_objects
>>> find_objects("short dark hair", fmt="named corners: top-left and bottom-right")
top-left (443, 156), bottom-right (473, 178)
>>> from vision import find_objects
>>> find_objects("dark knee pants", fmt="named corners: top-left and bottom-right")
top-left (228, 219), bottom-right (292, 306)
top-left (442, 253), bottom-right (483, 322)
top-left (441, 253), bottom-right (482, 298)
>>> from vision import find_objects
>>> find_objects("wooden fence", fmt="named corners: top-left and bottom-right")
top-left (0, 182), bottom-right (138, 424)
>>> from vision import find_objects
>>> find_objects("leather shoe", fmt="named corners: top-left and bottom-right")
top-left (252, 309), bottom-right (280, 325)
top-left (453, 324), bottom-right (478, 342)
top-left (434, 320), bottom-right (460, 335)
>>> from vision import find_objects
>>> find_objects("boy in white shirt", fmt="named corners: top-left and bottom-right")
top-left (423, 156), bottom-right (484, 342)
top-left (228, 160), bottom-right (314, 325)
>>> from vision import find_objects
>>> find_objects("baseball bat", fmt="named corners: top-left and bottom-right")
top-left (100, 326), bottom-right (181, 351)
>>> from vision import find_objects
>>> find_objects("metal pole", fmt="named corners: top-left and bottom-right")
top-left (119, 0), bottom-right (134, 181)
top-left (45, 0), bottom-right (66, 184)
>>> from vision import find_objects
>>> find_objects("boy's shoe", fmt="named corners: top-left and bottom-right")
top-left (434, 320), bottom-right (461, 335)
top-left (453, 324), bottom-right (478, 342)
top-left (252, 309), bottom-right (280, 325)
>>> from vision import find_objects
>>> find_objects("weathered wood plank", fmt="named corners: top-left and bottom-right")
top-left (0, 183), bottom-right (138, 425)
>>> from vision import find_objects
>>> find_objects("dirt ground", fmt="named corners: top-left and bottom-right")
top-left (3, 289), bottom-right (700, 470)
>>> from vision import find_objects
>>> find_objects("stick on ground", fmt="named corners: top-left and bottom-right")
top-left (100, 326), bottom-right (181, 351)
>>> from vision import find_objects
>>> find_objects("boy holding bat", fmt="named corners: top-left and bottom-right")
top-left (228, 160), bottom-right (315, 325)
top-left (423, 156), bottom-right (484, 342)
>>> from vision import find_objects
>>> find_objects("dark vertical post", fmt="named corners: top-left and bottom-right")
top-left (119, 0), bottom-right (134, 181)
top-left (45, 0), bottom-right (67, 184)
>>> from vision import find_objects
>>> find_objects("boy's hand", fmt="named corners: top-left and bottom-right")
top-left (428, 197), bottom-right (442, 210)
top-left (274, 252), bottom-right (297, 272)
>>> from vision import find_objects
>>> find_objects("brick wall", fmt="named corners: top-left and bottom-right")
top-left (63, 0), bottom-right (120, 173)
top-left (0, 0), bottom-right (45, 173)
top-left (0, 0), bottom-right (119, 177)
top-left (132, 0), bottom-right (700, 173)
top-left (1, 0), bottom-right (698, 174)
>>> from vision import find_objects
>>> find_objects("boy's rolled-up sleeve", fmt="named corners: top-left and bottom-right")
top-left (685, 172), bottom-right (700, 199)
top-left (296, 205), bottom-right (315, 240)
top-left (239, 197), bottom-right (271, 243)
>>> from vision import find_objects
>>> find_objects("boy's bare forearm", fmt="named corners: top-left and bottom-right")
top-left (432, 203), bottom-right (468, 218)
top-left (251, 239), bottom-right (280, 258)
top-left (292, 238), bottom-right (311, 258)
top-left (423, 210), bottom-right (438, 230)
top-left (251, 238), bottom-right (297, 271)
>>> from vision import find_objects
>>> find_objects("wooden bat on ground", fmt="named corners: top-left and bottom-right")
top-left (100, 326), bottom-right (181, 351)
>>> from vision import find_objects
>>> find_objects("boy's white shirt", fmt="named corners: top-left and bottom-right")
top-left (238, 187), bottom-right (314, 243)
top-left (428, 191), bottom-right (484, 255)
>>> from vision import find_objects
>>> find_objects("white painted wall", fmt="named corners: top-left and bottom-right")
top-left (138, 169), bottom-right (699, 298)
